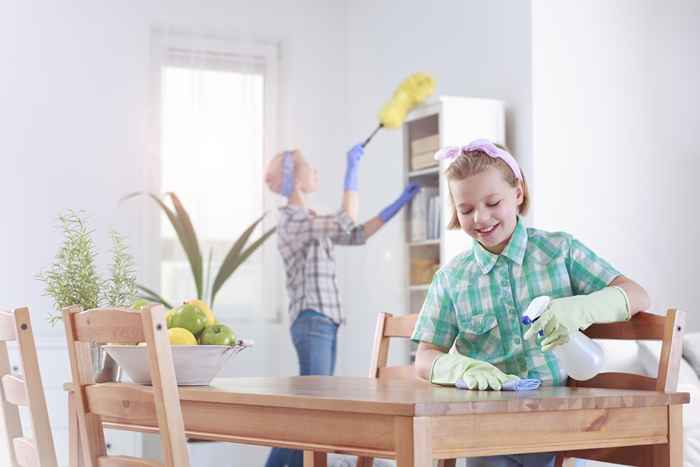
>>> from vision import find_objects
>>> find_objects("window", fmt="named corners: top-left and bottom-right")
top-left (151, 29), bottom-right (279, 320)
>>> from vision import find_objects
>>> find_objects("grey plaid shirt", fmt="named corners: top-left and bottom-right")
top-left (277, 205), bottom-right (366, 325)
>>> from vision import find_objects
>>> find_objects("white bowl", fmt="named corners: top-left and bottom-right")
top-left (103, 340), bottom-right (253, 386)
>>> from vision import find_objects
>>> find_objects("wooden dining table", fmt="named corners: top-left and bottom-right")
top-left (70, 375), bottom-right (689, 467)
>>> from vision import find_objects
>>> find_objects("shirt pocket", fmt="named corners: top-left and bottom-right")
top-left (456, 312), bottom-right (504, 360)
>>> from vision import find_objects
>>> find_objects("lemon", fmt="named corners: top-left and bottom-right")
top-left (168, 327), bottom-right (197, 345)
top-left (185, 299), bottom-right (215, 326)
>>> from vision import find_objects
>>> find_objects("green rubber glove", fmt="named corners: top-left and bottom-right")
top-left (523, 286), bottom-right (631, 352)
top-left (430, 353), bottom-right (519, 390)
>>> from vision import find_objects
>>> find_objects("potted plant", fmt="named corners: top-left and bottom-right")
top-left (123, 192), bottom-right (276, 310)
top-left (37, 211), bottom-right (138, 381)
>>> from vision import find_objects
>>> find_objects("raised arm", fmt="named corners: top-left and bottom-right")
top-left (341, 144), bottom-right (364, 222)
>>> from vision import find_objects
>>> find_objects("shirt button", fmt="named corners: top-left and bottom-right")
top-left (513, 337), bottom-right (521, 345)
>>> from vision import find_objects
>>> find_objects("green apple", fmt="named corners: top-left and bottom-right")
top-left (198, 323), bottom-right (236, 346)
top-left (168, 304), bottom-right (208, 336)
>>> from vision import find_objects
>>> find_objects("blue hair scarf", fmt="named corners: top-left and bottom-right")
top-left (281, 150), bottom-right (295, 197)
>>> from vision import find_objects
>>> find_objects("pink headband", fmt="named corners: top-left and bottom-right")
top-left (434, 139), bottom-right (522, 180)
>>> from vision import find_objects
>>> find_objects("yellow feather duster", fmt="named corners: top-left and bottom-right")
top-left (378, 73), bottom-right (436, 128)
top-left (362, 73), bottom-right (436, 147)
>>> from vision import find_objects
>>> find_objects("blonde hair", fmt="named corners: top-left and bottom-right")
top-left (264, 150), bottom-right (300, 194)
top-left (445, 146), bottom-right (529, 230)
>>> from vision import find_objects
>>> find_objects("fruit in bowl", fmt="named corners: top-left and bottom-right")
top-left (199, 323), bottom-right (236, 346)
top-left (112, 299), bottom-right (251, 385)
top-left (168, 328), bottom-right (197, 346)
top-left (185, 299), bottom-right (216, 326)
top-left (168, 303), bottom-right (208, 336)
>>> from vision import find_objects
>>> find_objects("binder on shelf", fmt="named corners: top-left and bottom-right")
top-left (409, 187), bottom-right (440, 242)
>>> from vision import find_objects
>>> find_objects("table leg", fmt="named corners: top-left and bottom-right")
top-left (653, 405), bottom-right (684, 467)
top-left (303, 450), bottom-right (327, 467)
top-left (395, 417), bottom-right (432, 467)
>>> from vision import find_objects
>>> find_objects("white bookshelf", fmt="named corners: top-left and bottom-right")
top-left (403, 96), bottom-right (505, 362)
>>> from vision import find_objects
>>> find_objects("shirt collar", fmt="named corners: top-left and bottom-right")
top-left (473, 217), bottom-right (528, 274)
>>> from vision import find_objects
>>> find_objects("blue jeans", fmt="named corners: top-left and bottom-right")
top-left (265, 310), bottom-right (339, 467)
top-left (466, 453), bottom-right (556, 467)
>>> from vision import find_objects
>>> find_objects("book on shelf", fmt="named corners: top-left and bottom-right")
top-left (409, 186), bottom-right (440, 242)
top-left (410, 134), bottom-right (440, 171)
top-left (410, 257), bottom-right (440, 285)
top-left (411, 134), bottom-right (440, 154)
top-left (410, 151), bottom-right (437, 171)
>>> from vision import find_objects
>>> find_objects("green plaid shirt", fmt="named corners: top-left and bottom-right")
top-left (411, 218), bottom-right (620, 386)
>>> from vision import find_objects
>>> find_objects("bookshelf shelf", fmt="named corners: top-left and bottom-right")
top-left (409, 239), bottom-right (440, 247)
top-left (408, 167), bottom-right (439, 178)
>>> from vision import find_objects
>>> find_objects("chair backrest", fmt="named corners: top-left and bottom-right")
top-left (0, 307), bottom-right (58, 467)
top-left (63, 305), bottom-right (190, 467)
top-left (575, 309), bottom-right (685, 392)
top-left (368, 313), bottom-right (418, 379)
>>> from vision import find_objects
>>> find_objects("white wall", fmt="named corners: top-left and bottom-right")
top-left (338, 0), bottom-right (533, 377)
top-left (1, 1), bottom-right (347, 465)
top-left (532, 0), bottom-right (700, 330)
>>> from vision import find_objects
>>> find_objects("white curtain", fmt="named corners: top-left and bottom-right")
top-left (151, 27), bottom-right (280, 319)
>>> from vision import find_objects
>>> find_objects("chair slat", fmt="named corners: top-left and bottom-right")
top-left (85, 384), bottom-right (157, 425)
top-left (73, 308), bottom-right (146, 344)
top-left (97, 455), bottom-right (162, 467)
top-left (13, 436), bottom-right (40, 467)
top-left (584, 311), bottom-right (666, 340)
top-left (2, 374), bottom-right (28, 406)
top-left (570, 372), bottom-right (657, 391)
top-left (0, 311), bottom-right (17, 341)
top-left (383, 314), bottom-right (418, 338)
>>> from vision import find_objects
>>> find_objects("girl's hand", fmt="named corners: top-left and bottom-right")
top-left (523, 287), bottom-right (630, 352)
top-left (431, 353), bottom-right (518, 391)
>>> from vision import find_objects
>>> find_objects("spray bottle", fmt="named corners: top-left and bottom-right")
top-left (521, 296), bottom-right (605, 381)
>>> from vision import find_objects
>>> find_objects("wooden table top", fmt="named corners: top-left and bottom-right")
top-left (159, 376), bottom-right (689, 416)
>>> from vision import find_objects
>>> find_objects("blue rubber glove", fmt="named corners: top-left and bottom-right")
top-left (378, 183), bottom-right (421, 223)
top-left (344, 143), bottom-right (364, 191)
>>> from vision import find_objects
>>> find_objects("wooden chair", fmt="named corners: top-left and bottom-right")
top-left (63, 305), bottom-right (190, 467)
top-left (352, 312), bottom-right (456, 467)
top-left (555, 309), bottom-right (686, 467)
top-left (0, 307), bottom-right (58, 467)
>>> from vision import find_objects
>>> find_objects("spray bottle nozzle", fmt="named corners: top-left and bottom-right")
top-left (521, 296), bottom-right (551, 337)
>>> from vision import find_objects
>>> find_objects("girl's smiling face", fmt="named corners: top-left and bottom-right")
top-left (449, 166), bottom-right (524, 254)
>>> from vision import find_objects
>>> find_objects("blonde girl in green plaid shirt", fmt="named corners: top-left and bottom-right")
top-left (411, 140), bottom-right (650, 467)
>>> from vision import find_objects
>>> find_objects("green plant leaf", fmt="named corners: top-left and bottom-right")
top-left (203, 247), bottom-right (214, 303)
top-left (122, 192), bottom-right (204, 299)
top-left (210, 213), bottom-right (276, 306)
top-left (163, 192), bottom-right (204, 299)
top-left (210, 214), bottom-right (266, 298)
top-left (136, 284), bottom-right (174, 309)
